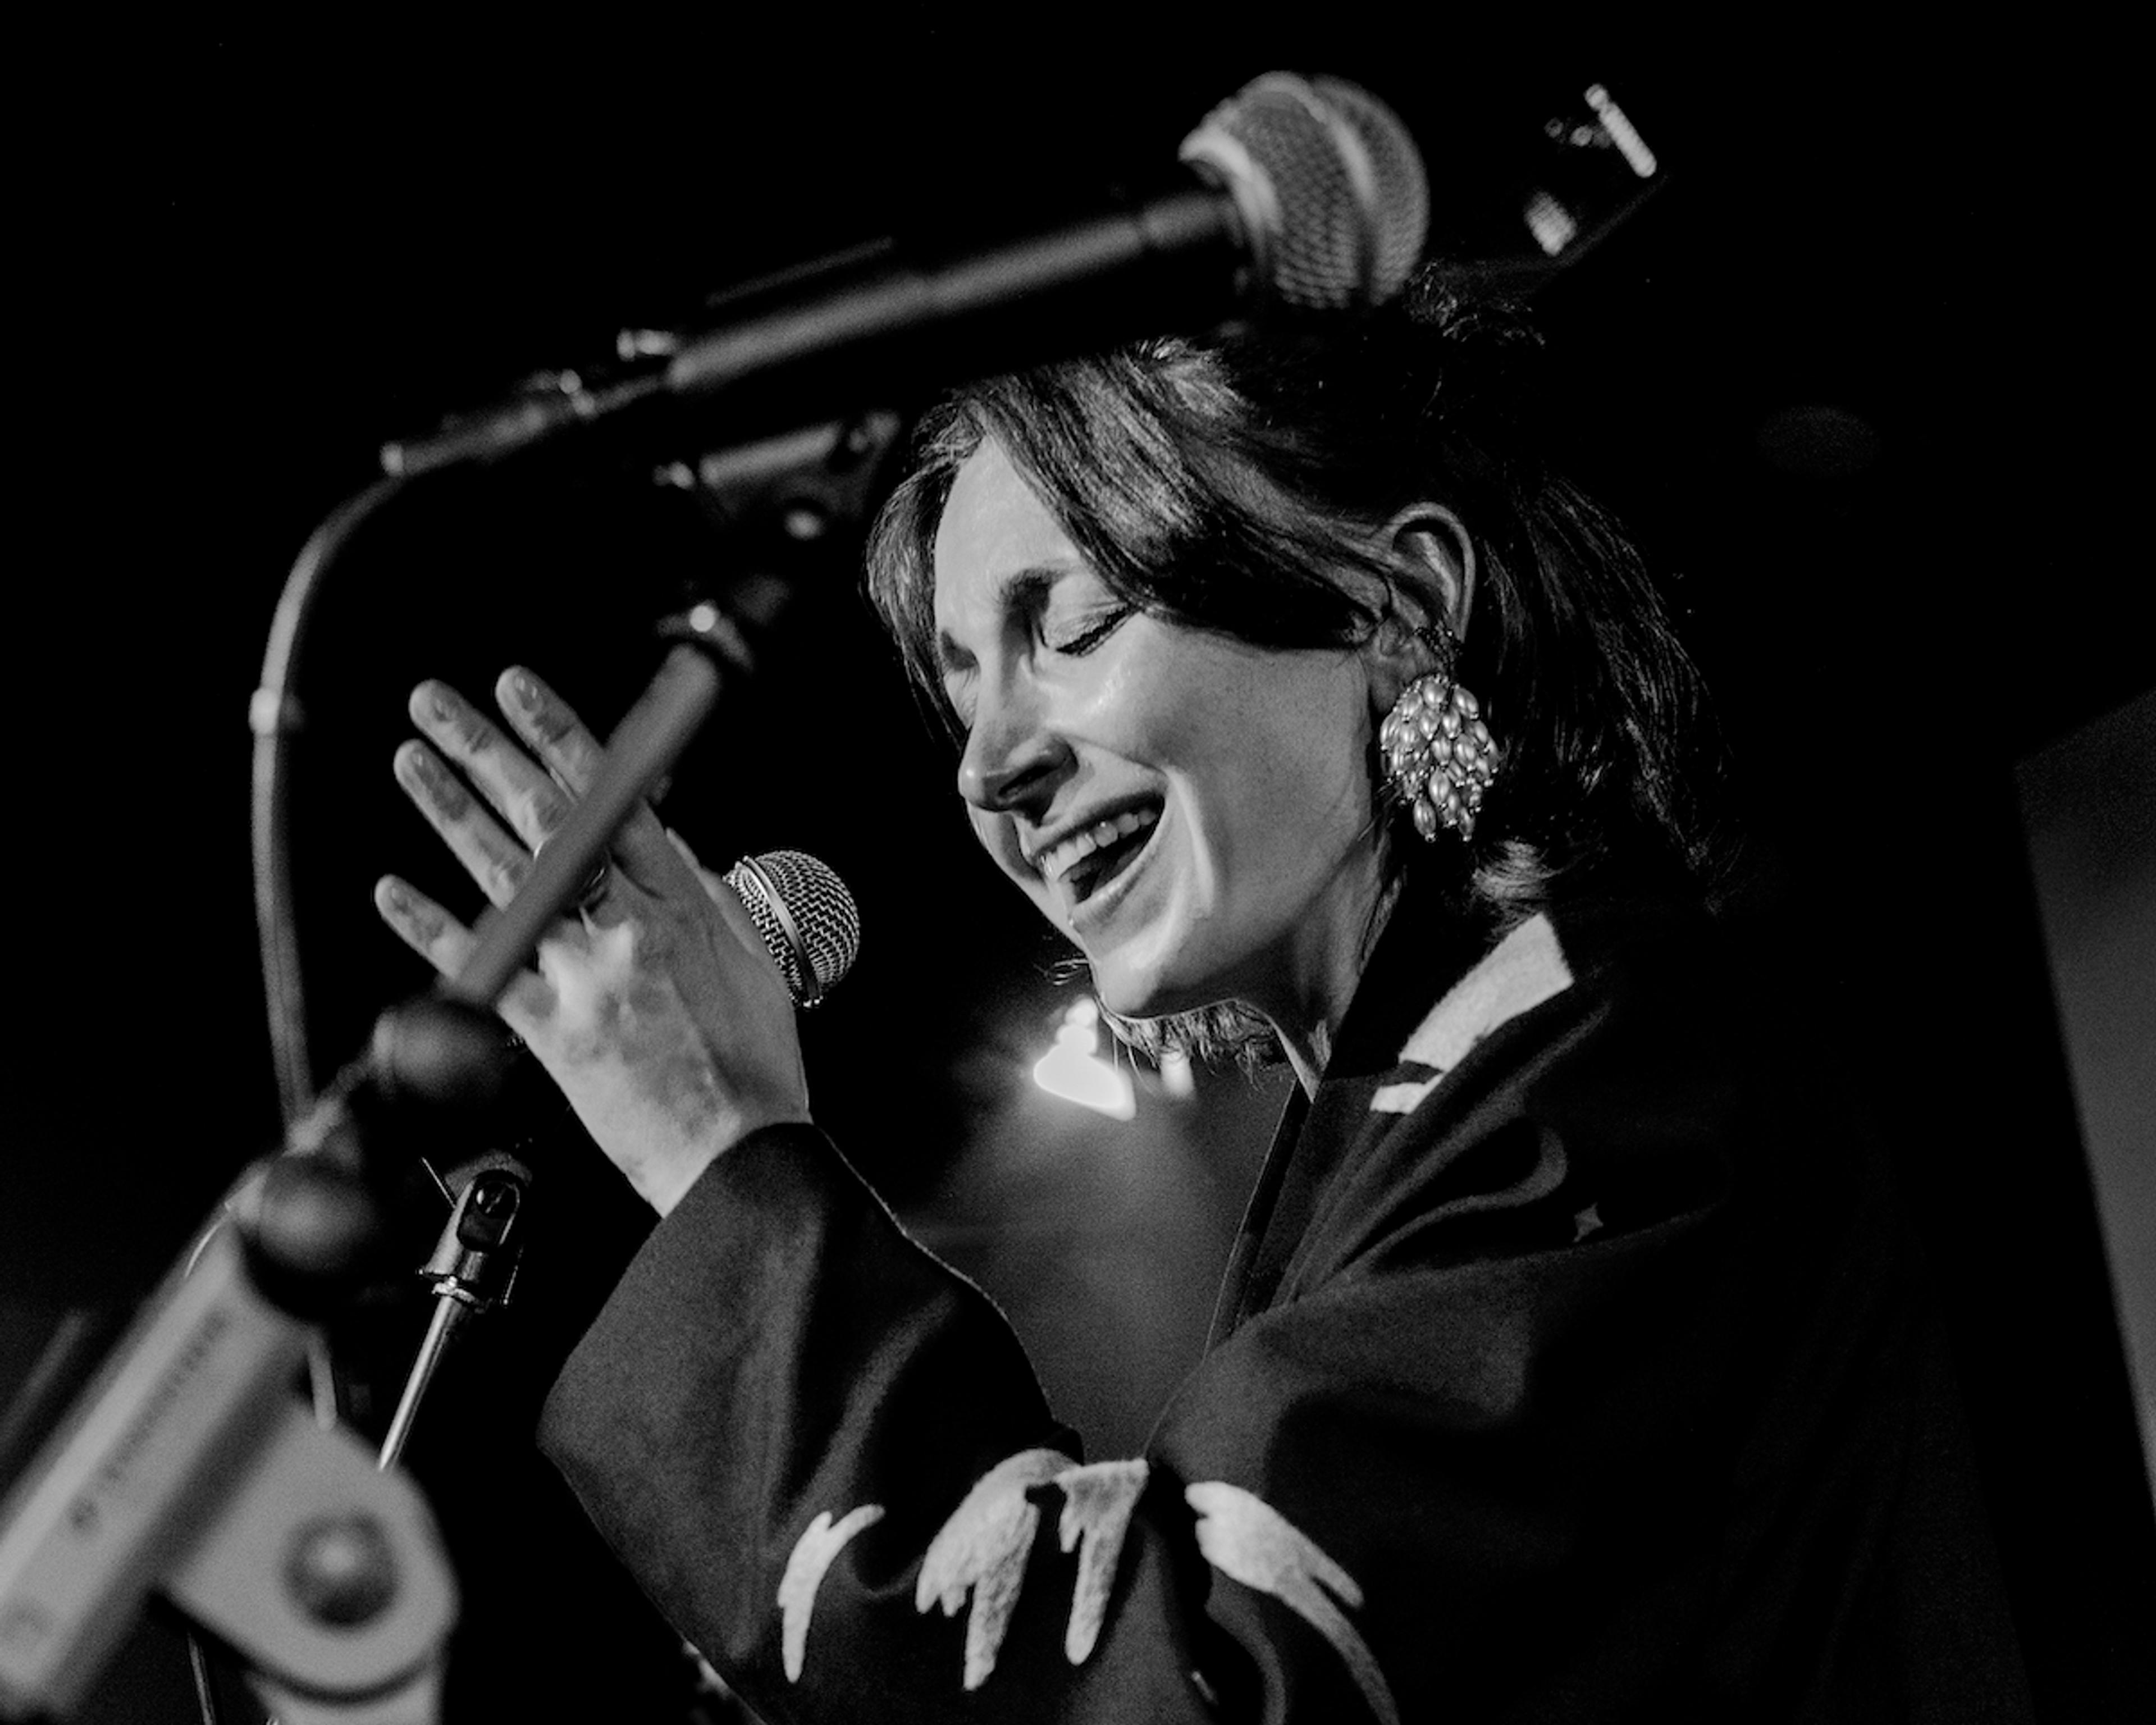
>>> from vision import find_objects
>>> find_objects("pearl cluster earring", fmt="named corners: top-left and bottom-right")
top-left (1378, 632), bottom-right (1500, 843)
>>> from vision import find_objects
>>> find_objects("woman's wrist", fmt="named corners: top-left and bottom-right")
top-left (636, 1105), bottom-right (812, 1216)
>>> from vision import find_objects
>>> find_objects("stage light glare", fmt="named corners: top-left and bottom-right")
top-left (1031, 1003), bottom-right (1136, 1120)
top-left (1585, 84), bottom-right (1657, 177)
top-left (1524, 190), bottom-right (1578, 256)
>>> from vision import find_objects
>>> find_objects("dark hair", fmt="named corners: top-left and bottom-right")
top-left (866, 275), bottom-right (1724, 1061)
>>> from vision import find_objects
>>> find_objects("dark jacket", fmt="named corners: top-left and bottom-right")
top-left (539, 886), bottom-right (2031, 1722)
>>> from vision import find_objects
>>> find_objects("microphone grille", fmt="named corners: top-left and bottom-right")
top-left (1181, 73), bottom-right (1429, 312)
top-left (725, 850), bottom-right (862, 1007)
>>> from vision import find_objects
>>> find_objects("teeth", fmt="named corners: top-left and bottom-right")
top-left (1039, 807), bottom-right (1159, 887)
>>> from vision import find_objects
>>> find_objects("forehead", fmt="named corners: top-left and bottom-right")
top-left (931, 440), bottom-right (1079, 625)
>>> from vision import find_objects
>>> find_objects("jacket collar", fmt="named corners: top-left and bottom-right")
top-left (1205, 872), bottom-right (1491, 1347)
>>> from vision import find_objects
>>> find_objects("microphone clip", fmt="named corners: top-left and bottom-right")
top-left (418, 1156), bottom-right (533, 1316)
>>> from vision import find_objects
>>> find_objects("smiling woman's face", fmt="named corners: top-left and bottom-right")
top-left (932, 438), bottom-right (1386, 1029)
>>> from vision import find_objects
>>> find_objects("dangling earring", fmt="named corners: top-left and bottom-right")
top-left (1378, 628), bottom-right (1501, 843)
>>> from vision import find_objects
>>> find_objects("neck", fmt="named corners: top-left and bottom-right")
top-left (1263, 864), bottom-right (1403, 1098)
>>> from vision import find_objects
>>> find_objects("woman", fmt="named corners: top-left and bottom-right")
top-left (377, 281), bottom-right (2029, 1720)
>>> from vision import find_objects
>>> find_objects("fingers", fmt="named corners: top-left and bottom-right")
top-left (494, 667), bottom-right (605, 798)
top-left (372, 875), bottom-right (551, 1032)
top-left (374, 873), bottom-right (477, 977)
top-left (403, 665), bottom-right (682, 910)
top-left (497, 664), bottom-right (692, 896)
top-left (409, 679), bottom-right (571, 851)
top-left (393, 738), bottom-right (535, 909)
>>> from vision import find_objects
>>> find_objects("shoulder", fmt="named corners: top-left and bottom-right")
top-left (1292, 893), bottom-right (1871, 1293)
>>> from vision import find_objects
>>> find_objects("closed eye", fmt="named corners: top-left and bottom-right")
top-left (1043, 604), bottom-right (1134, 656)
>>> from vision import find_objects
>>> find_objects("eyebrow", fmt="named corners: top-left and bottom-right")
top-left (933, 563), bottom-right (1066, 676)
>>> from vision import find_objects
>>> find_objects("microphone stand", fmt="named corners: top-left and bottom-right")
top-left (346, 416), bottom-right (911, 1710)
top-left (0, 606), bottom-right (748, 1719)
top-left (126, 404), bottom-right (904, 1719)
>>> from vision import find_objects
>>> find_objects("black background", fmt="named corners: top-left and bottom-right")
top-left (7, 22), bottom-right (2151, 1721)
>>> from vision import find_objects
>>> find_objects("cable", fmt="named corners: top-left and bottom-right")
top-left (250, 475), bottom-right (405, 1121)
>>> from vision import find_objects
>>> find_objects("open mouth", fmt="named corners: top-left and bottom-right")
top-left (1039, 803), bottom-right (1162, 907)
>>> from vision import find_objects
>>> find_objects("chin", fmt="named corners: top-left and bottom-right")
top-left (1083, 951), bottom-right (1167, 1020)
top-left (1085, 938), bottom-right (1231, 1026)
top-left (1091, 974), bottom-right (1171, 1024)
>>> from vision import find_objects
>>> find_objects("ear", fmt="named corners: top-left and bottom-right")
top-left (1384, 503), bottom-right (1476, 640)
top-left (1362, 503), bottom-right (1478, 708)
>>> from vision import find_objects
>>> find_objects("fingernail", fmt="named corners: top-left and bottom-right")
top-left (508, 671), bottom-right (537, 709)
top-left (381, 879), bottom-right (409, 912)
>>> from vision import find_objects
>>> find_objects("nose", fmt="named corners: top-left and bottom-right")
top-left (956, 673), bottom-right (1069, 816)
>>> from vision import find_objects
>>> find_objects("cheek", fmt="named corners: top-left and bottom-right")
top-left (1176, 674), bottom-right (1373, 845)
top-left (968, 806), bottom-right (1039, 893)
top-left (966, 804), bottom-right (1008, 862)
top-left (1218, 751), bottom-right (1371, 897)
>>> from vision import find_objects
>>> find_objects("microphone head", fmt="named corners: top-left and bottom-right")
top-left (724, 850), bottom-right (861, 1007)
top-left (1180, 73), bottom-right (1429, 312)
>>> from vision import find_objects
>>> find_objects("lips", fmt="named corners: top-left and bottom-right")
top-left (1034, 802), bottom-right (1162, 906)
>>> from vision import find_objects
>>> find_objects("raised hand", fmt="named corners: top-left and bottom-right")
top-left (375, 667), bottom-right (810, 1215)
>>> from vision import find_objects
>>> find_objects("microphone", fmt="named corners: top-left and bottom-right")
top-left (723, 850), bottom-right (860, 1009)
top-left (358, 849), bottom-right (856, 1115)
top-left (381, 72), bottom-right (1430, 475)
top-left (364, 848), bottom-right (858, 1116)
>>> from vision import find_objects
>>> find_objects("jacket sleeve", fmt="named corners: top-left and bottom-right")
top-left (537, 1124), bottom-right (1232, 1722)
